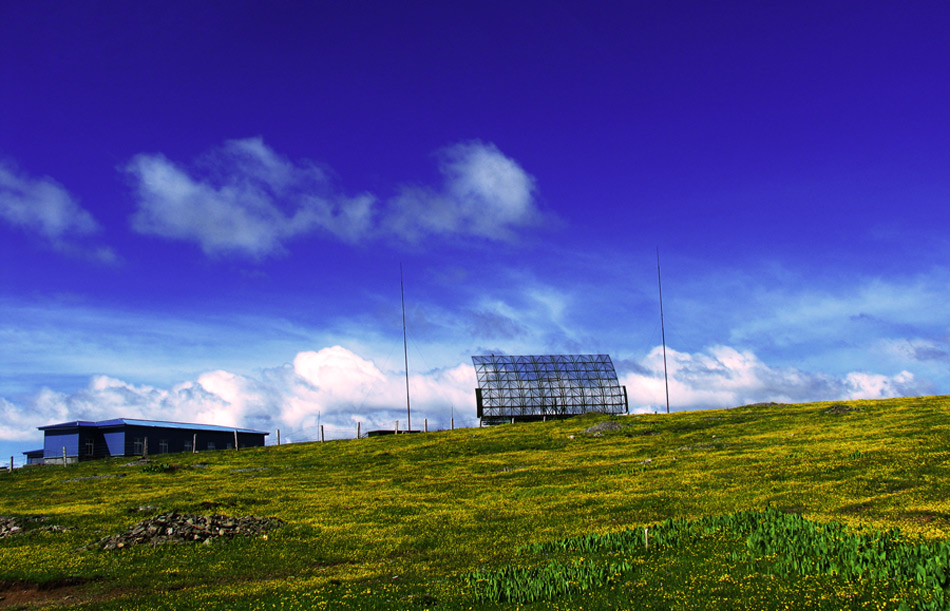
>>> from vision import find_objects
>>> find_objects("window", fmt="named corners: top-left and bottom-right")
top-left (84, 440), bottom-right (95, 457)
top-left (159, 440), bottom-right (169, 454)
top-left (132, 438), bottom-right (144, 455)
top-left (184, 441), bottom-right (192, 453)
top-left (207, 441), bottom-right (215, 451)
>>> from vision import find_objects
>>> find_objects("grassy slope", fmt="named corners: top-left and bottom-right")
top-left (1, 396), bottom-right (949, 610)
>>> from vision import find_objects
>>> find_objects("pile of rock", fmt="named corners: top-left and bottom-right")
top-left (92, 512), bottom-right (284, 550)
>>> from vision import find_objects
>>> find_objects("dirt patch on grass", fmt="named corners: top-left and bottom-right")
top-left (839, 501), bottom-right (874, 514)
top-left (0, 577), bottom-right (95, 609)
top-left (902, 511), bottom-right (950, 525)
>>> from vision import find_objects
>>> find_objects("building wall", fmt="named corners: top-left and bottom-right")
top-left (40, 423), bottom-right (266, 462)
top-left (121, 426), bottom-right (265, 456)
top-left (43, 429), bottom-right (80, 463)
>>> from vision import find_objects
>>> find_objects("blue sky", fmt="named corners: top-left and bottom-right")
top-left (3, 2), bottom-right (950, 462)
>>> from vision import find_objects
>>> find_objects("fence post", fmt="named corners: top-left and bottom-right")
top-left (320, 425), bottom-right (325, 442)
top-left (451, 416), bottom-right (454, 430)
top-left (62, 446), bottom-right (67, 467)
top-left (144, 437), bottom-right (148, 458)
top-left (357, 422), bottom-right (361, 439)
top-left (395, 420), bottom-right (399, 434)
top-left (277, 429), bottom-right (280, 446)
top-left (234, 429), bottom-right (239, 451)
top-left (193, 433), bottom-right (197, 453)
top-left (424, 418), bottom-right (428, 433)
top-left (9, 456), bottom-right (13, 472)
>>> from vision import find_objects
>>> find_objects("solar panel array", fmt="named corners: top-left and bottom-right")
top-left (472, 354), bottom-right (627, 424)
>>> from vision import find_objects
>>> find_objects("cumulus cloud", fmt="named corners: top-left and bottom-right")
top-left (621, 345), bottom-right (934, 412)
top-left (3, 342), bottom-right (937, 445)
top-left (2, 346), bottom-right (477, 444)
top-left (125, 138), bottom-right (377, 258)
top-left (0, 162), bottom-right (115, 261)
top-left (124, 138), bottom-right (542, 257)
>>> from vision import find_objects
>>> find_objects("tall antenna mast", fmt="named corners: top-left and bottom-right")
top-left (400, 263), bottom-right (412, 432)
top-left (656, 247), bottom-right (670, 414)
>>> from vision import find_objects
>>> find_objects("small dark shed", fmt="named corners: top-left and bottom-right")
top-left (23, 449), bottom-right (44, 465)
top-left (37, 419), bottom-right (268, 464)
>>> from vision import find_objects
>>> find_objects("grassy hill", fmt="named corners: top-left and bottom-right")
top-left (2, 396), bottom-right (950, 610)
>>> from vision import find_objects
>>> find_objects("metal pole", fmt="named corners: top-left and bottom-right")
top-left (401, 264), bottom-right (412, 432)
top-left (657, 247), bottom-right (671, 414)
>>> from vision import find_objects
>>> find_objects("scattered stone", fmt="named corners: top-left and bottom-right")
top-left (582, 421), bottom-right (624, 435)
top-left (88, 512), bottom-right (284, 550)
top-left (0, 516), bottom-right (25, 538)
top-left (676, 443), bottom-right (718, 451)
top-left (64, 474), bottom-right (126, 482)
top-left (1, 516), bottom-right (71, 538)
top-left (129, 505), bottom-right (161, 514)
top-left (229, 467), bottom-right (267, 473)
top-left (824, 403), bottom-right (861, 415)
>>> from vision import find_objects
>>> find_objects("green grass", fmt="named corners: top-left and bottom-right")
top-left (2, 396), bottom-right (950, 609)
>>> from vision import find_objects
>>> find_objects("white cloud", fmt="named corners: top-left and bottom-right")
top-left (880, 337), bottom-right (950, 363)
top-left (1, 346), bottom-right (477, 444)
top-left (384, 141), bottom-right (540, 242)
top-left (0, 162), bottom-right (115, 261)
top-left (621, 344), bottom-right (933, 412)
top-left (125, 137), bottom-right (377, 258)
top-left (729, 271), bottom-right (950, 352)
top-left (0, 162), bottom-right (98, 239)
top-left (124, 139), bottom-right (543, 257)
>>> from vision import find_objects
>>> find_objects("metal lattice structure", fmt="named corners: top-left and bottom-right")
top-left (472, 354), bottom-right (628, 425)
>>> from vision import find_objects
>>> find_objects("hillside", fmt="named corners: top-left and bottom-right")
top-left (2, 396), bottom-right (950, 610)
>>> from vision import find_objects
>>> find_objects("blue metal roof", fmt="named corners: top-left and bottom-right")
top-left (23, 449), bottom-right (44, 457)
top-left (38, 420), bottom-right (102, 430)
top-left (38, 419), bottom-right (268, 435)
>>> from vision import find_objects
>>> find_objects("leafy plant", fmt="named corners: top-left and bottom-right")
top-left (141, 462), bottom-right (175, 473)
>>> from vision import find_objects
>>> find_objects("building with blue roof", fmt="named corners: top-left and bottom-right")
top-left (35, 419), bottom-right (269, 464)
